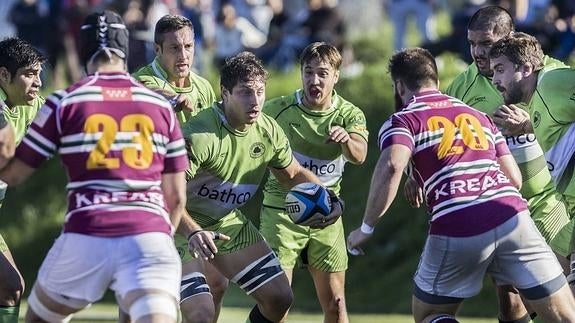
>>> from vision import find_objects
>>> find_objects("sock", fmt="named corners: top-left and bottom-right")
top-left (498, 313), bottom-right (531, 323)
top-left (0, 305), bottom-right (20, 323)
top-left (246, 305), bottom-right (273, 323)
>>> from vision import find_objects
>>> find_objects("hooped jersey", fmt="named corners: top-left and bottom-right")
top-left (379, 90), bottom-right (527, 237)
top-left (133, 58), bottom-right (216, 124)
top-left (183, 104), bottom-right (293, 227)
top-left (445, 56), bottom-right (566, 199)
top-left (15, 72), bottom-right (189, 237)
top-left (0, 87), bottom-right (44, 144)
top-left (529, 67), bottom-right (575, 198)
top-left (262, 89), bottom-right (368, 207)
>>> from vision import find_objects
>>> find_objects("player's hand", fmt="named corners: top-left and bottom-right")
top-left (187, 230), bottom-right (230, 260)
top-left (404, 177), bottom-right (423, 208)
top-left (302, 190), bottom-right (344, 229)
top-left (346, 228), bottom-right (369, 256)
top-left (326, 126), bottom-right (350, 144)
top-left (170, 94), bottom-right (196, 113)
top-left (492, 104), bottom-right (531, 136)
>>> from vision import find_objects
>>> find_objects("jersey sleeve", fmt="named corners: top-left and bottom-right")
top-left (163, 110), bottom-right (189, 174)
top-left (377, 114), bottom-right (415, 152)
top-left (487, 116), bottom-right (511, 158)
top-left (343, 107), bottom-right (369, 141)
top-left (14, 94), bottom-right (61, 168)
top-left (268, 119), bottom-right (293, 169)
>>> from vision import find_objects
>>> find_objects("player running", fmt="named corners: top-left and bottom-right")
top-left (0, 11), bottom-right (188, 322)
top-left (0, 37), bottom-right (45, 323)
top-left (260, 42), bottom-right (368, 323)
top-left (347, 47), bottom-right (575, 323)
top-left (176, 51), bottom-right (344, 323)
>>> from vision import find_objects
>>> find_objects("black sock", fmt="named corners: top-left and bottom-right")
top-left (248, 305), bottom-right (274, 323)
top-left (498, 313), bottom-right (531, 323)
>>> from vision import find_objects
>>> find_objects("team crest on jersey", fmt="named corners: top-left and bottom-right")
top-left (102, 87), bottom-right (133, 101)
top-left (249, 142), bottom-right (265, 158)
top-left (533, 111), bottom-right (541, 129)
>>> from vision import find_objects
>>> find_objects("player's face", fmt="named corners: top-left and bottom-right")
top-left (222, 79), bottom-right (266, 131)
top-left (155, 27), bottom-right (194, 81)
top-left (490, 56), bottom-right (526, 105)
top-left (1, 63), bottom-right (42, 106)
top-left (468, 29), bottom-right (502, 77)
top-left (301, 58), bottom-right (339, 110)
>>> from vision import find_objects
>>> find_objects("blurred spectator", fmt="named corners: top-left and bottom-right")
top-left (226, 0), bottom-right (273, 34)
top-left (0, 0), bottom-right (17, 39)
top-left (213, 2), bottom-right (265, 68)
top-left (302, 0), bottom-right (346, 51)
top-left (9, 0), bottom-right (49, 54)
top-left (122, 0), bottom-right (151, 72)
top-left (551, 0), bottom-right (575, 61)
top-left (383, 0), bottom-right (437, 50)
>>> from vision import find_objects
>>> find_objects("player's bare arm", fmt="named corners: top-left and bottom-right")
top-left (328, 128), bottom-right (367, 165)
top-left (270, 159), bottom-right (343, 228)
top-left (347, 144), bottom-right (411, 251)
top-left (0, 158), bottom-right (35, 186)
top-left (141, 84), bottom-right (196, 113)
top-left (497, 154), bottom-right (523, 190)
top-left (160, 171), bottom-right (187, 229)
top-left (492, 104), bottom-right (533, 136)
top-left (0, 121), bottom-right (15, 169)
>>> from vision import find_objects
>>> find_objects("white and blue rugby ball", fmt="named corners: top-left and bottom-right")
top-left (285, 182), bottom-right (332, 225)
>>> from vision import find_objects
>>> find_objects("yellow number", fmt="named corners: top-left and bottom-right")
top-left (86, 114), bottom-right (120, 169)
top-left (121, 115), bottom-right (154, 169)
top-left (85, 114), bottom-right (154, 170)
top-left (427, 113), bottom-right (488, 159)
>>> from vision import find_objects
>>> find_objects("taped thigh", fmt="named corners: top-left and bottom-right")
top-left (27, 287), bottom-right (74, 323)
top-left (129, 293), bottom-right (177, 322)
top-left (231, 251), bottom-right (283, 295)
top-left (180, 272), bottom-right (211, 303)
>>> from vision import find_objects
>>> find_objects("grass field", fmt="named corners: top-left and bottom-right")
top-left (18, 302), bottom-right (495, 322)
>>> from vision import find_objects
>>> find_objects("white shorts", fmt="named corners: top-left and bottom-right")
top-left (37, 232), bottom-right (181, 303)
top-left (414, 211), bottom-right (565, 303)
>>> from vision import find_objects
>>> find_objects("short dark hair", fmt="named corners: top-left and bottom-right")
top-left (468, 6), bottom-right (514, 38)
top-left (299, 42), bottom-right (342, 70)
top-left (154, 15), bottom-right (194, 46)
top-left (489, 32), bottom-right (543, 71)
top-left (220, 52), bottom-right (268, 92)
top-left (0, 37), bottom-right (46, 78)
top-left (388, 48), bottom-right (438, 91)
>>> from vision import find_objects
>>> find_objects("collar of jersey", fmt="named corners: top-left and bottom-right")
top-left (295, 89), bottom-right (339, 115)
top-left (213, 104), bottom-right (250, 136)
top-left (151, 58), bottom-right (195, 92)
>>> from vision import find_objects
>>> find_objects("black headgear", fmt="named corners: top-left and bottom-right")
top-left (79, 10), bottom-right (129, 68)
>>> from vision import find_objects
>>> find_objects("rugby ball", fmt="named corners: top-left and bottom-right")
top-left (285, 182), bottom-right (332, 224)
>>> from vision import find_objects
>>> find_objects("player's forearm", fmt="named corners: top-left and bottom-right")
top-left (362, 151), bottom-right (406, 227)
top-left (161, 172), bottom-right (187, 229)
top-left (341, 134), bottom-right (367, 165)
top-left (176, 209), bottom-right (204, 237)
top-left (271, 160), bottom-right (322, 189)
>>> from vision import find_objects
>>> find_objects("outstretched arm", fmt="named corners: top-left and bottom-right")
top-left (347, 144), bottom-right (411, 252)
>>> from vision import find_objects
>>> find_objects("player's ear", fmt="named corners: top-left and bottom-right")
top-left (0, 67), bottom-right (10, 83)
top-left (521, 63), bottom-right (534, 77)
top-left (154, 43), bottom-right (162, 56)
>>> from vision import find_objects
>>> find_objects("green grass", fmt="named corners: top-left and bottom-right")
top-left (18, 302), bottom-right (495, 323)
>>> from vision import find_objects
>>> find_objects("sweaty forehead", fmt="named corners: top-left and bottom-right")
top-left (162, 28), bottom-right (193, 45)
top-left (18, 63), bottom-right (43, 74)
top-left (467, 29), bottom-right (501, 43)
top-left (303, 58), bottom-right (333, 71)
top-left (235, 79), bottom-right (266, 90)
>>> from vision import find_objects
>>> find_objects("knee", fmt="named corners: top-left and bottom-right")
top-left (209, 276), bottom-right (229, 301)
top-left (180, 298), bottom-right (215, 323)
top-left (0, 277), bottom-right (24, 306)
top-left (325, 295), bottom-right (346, 317)
top-left (261, 287), bottom-right (293, 318)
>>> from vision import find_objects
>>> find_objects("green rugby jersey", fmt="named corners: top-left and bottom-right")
top-left (262, 89), bottom-right (368, 207)
top-left (529, 67), bottom-right (575, 198)
top-left (0, 87), bottom-right (44, 143)
top-left (445, 56), bottom-right (566, 199)
top-left (133, 58), bottom-right (216, 124)
top-left (182, 104), bottom-right (293, 227)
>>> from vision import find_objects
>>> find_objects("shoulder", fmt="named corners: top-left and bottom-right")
top-left (263, 92), bottom-right (297, 118)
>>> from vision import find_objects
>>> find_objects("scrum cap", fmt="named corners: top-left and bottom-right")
top-left (79, 10), bottom-right (129, 67)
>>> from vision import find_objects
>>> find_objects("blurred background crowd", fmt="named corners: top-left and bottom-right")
top-left (0, 0), bottom-right (573, 90)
